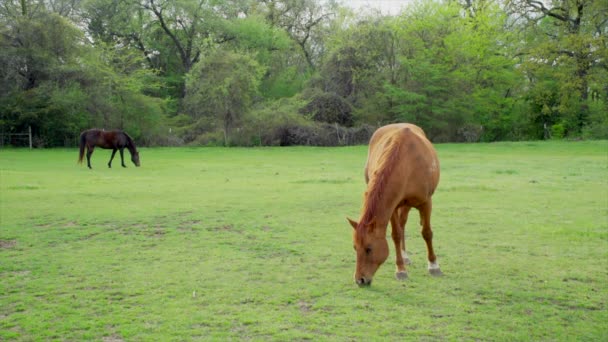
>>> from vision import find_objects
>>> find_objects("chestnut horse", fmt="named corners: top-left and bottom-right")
top-left (348, 123), bottom-right (441, 286)
top-left (78, 129), bottom-right (140, 169)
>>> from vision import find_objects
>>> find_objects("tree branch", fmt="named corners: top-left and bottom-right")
top-left (526, 0), bottom-right (568, 22)
top-left (145, 0), bottom-right (191, 71)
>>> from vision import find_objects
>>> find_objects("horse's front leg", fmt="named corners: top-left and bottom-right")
top-left (108, 149), bottom-right (117, 168)
top-left (391, 206), bottom-right (410, 280)
top-left (418, 201), bottom-right (442, 276)
top-left (119, 148), bottom-right (126, 167)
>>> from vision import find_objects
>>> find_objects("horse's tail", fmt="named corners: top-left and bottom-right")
top-left (78, 132), bottom-right (86, 164)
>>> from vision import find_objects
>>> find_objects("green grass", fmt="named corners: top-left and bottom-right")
top-left (1, 141), bottom-right (607, 341)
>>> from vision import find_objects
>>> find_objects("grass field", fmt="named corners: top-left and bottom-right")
top-left (1, 141), bottom-right (607, 341)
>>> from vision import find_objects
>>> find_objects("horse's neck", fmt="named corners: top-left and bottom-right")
top-left (361, 195), bottom-right (393, 229)
top-left (361, 178), bottom-right (396, 228)
top-left (125, 139), bottom-right (136, 155)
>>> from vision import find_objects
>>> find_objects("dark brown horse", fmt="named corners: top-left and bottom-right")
top-left (78, 129), bottom-right (140, 169)
top-left (347, 123), bottom-right (441, 286)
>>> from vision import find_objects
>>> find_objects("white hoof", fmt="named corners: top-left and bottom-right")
top-left (428, 261), bottom-right (443, 276)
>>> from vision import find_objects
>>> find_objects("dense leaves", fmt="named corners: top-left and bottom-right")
top-left (184, 49), bottom-right (265, 145)
top-left (0, 0), bottom-right (606, 146)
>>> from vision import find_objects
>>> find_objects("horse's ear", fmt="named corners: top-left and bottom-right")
top-left (347, 218), bottom-right (358, 230)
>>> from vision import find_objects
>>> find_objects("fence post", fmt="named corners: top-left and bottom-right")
top-left (28, 126), bottom-right (32, 149)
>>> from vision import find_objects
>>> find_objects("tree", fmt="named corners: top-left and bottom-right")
top-left (507, 0), bottom-right (608, 137)
top-left (217, 13), bottom-right (300, 99)
top-left (255, 0), bottom-right (337, 70)
top-left (307, 11), bottom-right (402, 127)
top-left (0, 3), bottom-right (166, 146)
top-left (0, 9), bottom-right (91, 145)
top-left (184, 49), bottom-right (265, 145)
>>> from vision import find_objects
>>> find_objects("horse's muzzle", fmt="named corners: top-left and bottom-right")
top-left (356, 277), bottom-right (372, 287)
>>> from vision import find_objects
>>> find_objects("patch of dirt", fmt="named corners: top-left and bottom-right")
top-left (177, 210), bottom-right (194, 217)
top-left (80, 232), bottom-right (100, 241)
top-left (0, 240), bottom-right (16, 249)
top-left (208, 224), bottom-right (238, 232)
top-left (178, 220), bottom-right (202, 231)
top-left (155, 229), bottom-right (165, 236)
top-left (298, 300), bottom-right (313, 313)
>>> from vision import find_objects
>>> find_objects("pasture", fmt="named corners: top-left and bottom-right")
top-left (1, 141), bottom-right (607, 340)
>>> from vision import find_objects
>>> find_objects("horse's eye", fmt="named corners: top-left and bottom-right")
top-left (365, 247), bottom-right (372, 255)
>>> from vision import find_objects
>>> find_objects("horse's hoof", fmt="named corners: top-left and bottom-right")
top-left (395, 271), bottom-right (408, 280)
top-left (429, 268), bottom-right (443, 277)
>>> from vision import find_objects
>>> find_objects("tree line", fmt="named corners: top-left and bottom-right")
top-left (1, 0), bottom-right (606, 147)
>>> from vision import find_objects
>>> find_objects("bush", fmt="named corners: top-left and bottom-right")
top-left (231, 97), bottom-right (308, 146)
top-left (274, 123), bottom-right (374, 146)
top-left (189, 131), bottom-right (225, 146)
top-left (300, 92), bottom-right (354, 126)
top-left (182, 96), bottom-right (375, 147)
top-left (456, 124), bottom-right (483, 142)
top-left (551, 122), bottom-right (566, 140)
top-left (582, 100), bottom-right (608, 139)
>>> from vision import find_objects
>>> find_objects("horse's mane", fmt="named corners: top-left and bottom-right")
top-left (357, 133), bottom-right (403, 239)
top-left (122, 132), bottom-right (137, 151)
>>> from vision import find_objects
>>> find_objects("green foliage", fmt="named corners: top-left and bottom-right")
top-left (225, 15), bottom-right (291, 53)
top-left (551, 123), bottom-right (566, 139)
top-left (1, 0), bottom-right (607, 145)
top-left (261, 65), bottom-right (310, 99)
top-left (224, 14), bottom-right (306, 99)
top-left (184, 49), bottom-right (266, 145)
top-left (382, 1), bottom-right (522, 142)
top-left (234, 97), bottom-right (308, 146)
top-left (0, 6), bottom-right (167, 146)
top-left (300, 92), bottom-right (354, 126)
top-left (514, 0), bottom-right (608, 139)
top-left (309, 1), bottom-right (524, 142)
top-left (0, 12), bottom-right (89, 145)
top-left (582, 99), bottom-right (608, 139)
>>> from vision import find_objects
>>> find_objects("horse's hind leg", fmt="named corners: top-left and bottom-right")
top-left (86, 146), bottom-right (94, 169)
top-left (391, 206), bottom-right (411, 280)
top-left (108, 149), bottom-right (117, 168)
top-left (418, 201), bottom-right (442, 276)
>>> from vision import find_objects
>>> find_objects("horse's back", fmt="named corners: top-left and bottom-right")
top-left (366, 123), bottom-right (439, 202)
top-left (80, 129), bottom-right (124, 149)
top-left (369, 123), bottom-right (426, 144)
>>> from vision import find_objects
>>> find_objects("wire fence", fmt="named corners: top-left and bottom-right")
top-left (0, 126), bottom-right (32, 149)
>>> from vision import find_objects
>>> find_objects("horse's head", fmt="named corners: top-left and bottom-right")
top-left (348, 218), bottom-right (389, 287)
top-left (131, 151), bottom-right (141, 167)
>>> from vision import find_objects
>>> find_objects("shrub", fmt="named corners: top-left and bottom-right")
top-left (274, 123), bottom-right (374, 146)
top-left (551, 122), bottom-right (566, 140)
top-left (581, 100), bottom-right (608, 139)
top-left (300, 92), bottom-right (354, 126)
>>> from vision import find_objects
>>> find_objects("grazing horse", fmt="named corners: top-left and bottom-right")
top-left (78, 129), bottom-right (140, 169)
top-left (347, 123), bottom-right (441, 286)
